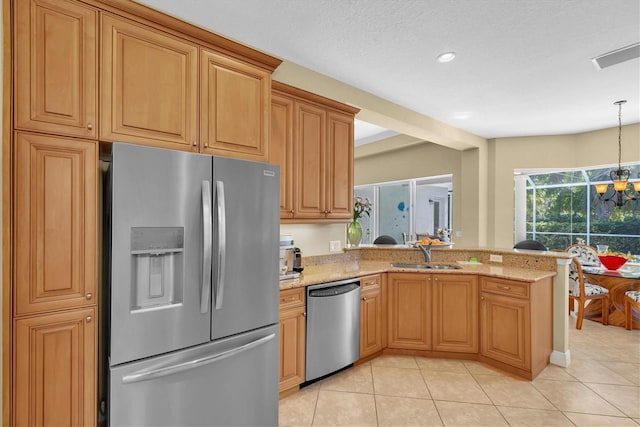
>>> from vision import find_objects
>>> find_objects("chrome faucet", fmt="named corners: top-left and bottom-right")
top-left (412, 242), bottom-right (432, 263)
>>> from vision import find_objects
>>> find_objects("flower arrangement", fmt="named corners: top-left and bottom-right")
top-left (353, 197), bottom-right (372, 222)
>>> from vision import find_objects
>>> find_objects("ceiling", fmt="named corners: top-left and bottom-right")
top-left (136, 0), bottom-right (639, 145)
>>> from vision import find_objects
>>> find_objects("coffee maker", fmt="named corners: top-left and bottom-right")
top-left (279, 236), bottom-right (302, 280)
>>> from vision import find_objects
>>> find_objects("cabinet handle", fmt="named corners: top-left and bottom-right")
top-left (87, 123), bottom-right (93, 130)
top-left (86, 293), bottom-right (92, 300)
top-left (192, 141), bottom-right (197, 147)
top-left (290, 209), bottom-right (294, 214)
top-left (498, 285), bottom-right (511, 290)
top-left (86, 316), bottom-right (92, 323)
top-left (481, 296), bottom-right (485, 300)
top-left (303, 312), bottom-right (306, 317)
top-left (362, 297), bottom-right (367, 301)
top-left (283, 296), bottom-right (296, 302)
top-left (204, 143), bottom-right (209, 148)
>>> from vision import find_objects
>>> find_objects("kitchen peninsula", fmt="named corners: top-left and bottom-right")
top-left (278, 246), bottom-right (572, 396)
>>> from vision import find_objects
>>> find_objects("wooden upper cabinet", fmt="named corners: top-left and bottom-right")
top-left (14, 0), bottom-right (98, 138)
top-left (294, 101), bottom-right (326, 218)
top-left (270, 93), bottom-right (295, 218)
top-left (272, 82), bottom-right (359, 222)
top-left (14, 307), bottom-right (96, 426)
top-left (100, 14), bottom-right (198, 150)
top-left (200, 50), bottom-right (271, 161)
top-left (326, 111), bottom-right (354, 219)
top-left (14, 132), bottom-right (97, 316)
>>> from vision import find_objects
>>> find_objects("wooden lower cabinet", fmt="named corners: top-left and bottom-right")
top-left (14, 307), bottom-right (97, 426)
top-left (279, 288), bottom-right (306, 394)
top-left (387, 273), bottom-right (432, 350)
top-left (432, 274), bottom-right (478, 353)
top-left (480, 276), bottom-right (553, 378)
top-left (480, 292), bottom-right (530, 369)
top-left (359, 274), bottom-right (385, 359)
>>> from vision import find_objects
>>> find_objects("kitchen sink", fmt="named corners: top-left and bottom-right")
top-left (391, 263), bottom-right (461, 270)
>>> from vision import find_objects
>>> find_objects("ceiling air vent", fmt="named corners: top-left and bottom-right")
top-left (592, 42), bottom-right (640, 69)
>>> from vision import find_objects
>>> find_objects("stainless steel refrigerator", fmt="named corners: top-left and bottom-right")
top-left (104, 143), bottom-right (280, 426)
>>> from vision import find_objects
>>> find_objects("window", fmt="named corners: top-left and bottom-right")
top-left (355, 175), bottom-right (452, 244)
top-left (517, 164), bottom-right (640, 256)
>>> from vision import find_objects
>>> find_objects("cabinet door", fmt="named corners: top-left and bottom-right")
top-left (14, 0), bottom-right (98, 138)
top-left (201, 50), bottom-right (270, 161)
top-left (325, 111), bottom-right (354, 219)
top-left (101, 14), bottom-right (198, 150)
top-left (14, 308), bottom-right (96, 427)
top-left (360, 288), bottom-right (383, 358)
top-left (481, 292), bottom-right (531, 370)
top-left (279, 306), bottom-right (306, 393)
top-left (432, 275), bottom-right (478, 353)
top-left (14, 132), bottom-right (97, 315)
top-left (293, 101), bottom-right (326, 218)
top-left (270, 93), bottom-right (295, 218)
top-left (387, 273), bottom-right (431, 350)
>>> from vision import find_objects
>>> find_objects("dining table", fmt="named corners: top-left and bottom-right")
top-left (583, 263), bottom-right (640, 329)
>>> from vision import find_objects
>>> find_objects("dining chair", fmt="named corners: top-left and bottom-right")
top-left (513, 239), bottom-right (548, 250)
top-left (624, 290), bottom-right (640, 330)
top-left (568, 257), bottom-right (609, 329)
top-left (566, 244), bottom-right (600, 266)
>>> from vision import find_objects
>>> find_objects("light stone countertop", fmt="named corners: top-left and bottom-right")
top-left (279, 259), bottom-right (557, 290)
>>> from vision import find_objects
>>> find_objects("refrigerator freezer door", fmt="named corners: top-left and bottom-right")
top-left (109, 325), bottom-right (279, 426)
top-left (211, 157), bottom-right (279, 340)
top-left (109, 143), bottom-right (212, 366)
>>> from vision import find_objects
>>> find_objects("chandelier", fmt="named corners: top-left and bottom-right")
top-left (594, 100), bottom-right (640, 207)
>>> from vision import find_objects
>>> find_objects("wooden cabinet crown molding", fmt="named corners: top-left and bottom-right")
top-left (85, 0), bottom-right (282, 71)
top-left (272, 81), bottom-right (360, 115)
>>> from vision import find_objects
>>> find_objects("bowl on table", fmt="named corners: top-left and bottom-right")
top-left (598, 255), bottom-right (627, 271)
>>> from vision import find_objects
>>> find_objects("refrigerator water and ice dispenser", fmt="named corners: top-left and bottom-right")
top-left (130, 227), bottom-right (184, 311)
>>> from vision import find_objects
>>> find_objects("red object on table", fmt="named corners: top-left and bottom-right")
top-left (598, 255), bottom-right (627, 270)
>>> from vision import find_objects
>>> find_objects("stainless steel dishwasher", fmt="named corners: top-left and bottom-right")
top-left (305, 278), bottom-right (361, 382)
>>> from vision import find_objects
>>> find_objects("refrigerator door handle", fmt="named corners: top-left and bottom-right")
top-left (200, 181), bottom-right (212, 314)
top-left (214, 180), bottom-right (226, 310)
top-left (121, 333), bottom-right (275, 384)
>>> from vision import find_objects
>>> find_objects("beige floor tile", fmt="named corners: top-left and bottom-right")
top-left (372, 366), bottom-right (431, 399)
top-left (462, 360), bottom-right (507, 376)
top-left (422, 371), bottom-right (491, 404)
top-left (532, 379), bottom-right (625, 416)
top-left (371, 355), bottom-right (418, 369)
top-left (584, 383), bottom-right (640, 418)
top-left (375, 395), bottom-right (443, 427)
top-left (563, 412), bottom-right (640, 426)
top-left (279, 385), bottom-right (320, 427)
top-left (598, 361), bottom-right (640, 386)
top-left (564, 359), bottom-right (635, 385)
top-left (415, 357), bottom-right (470, 373)
top-left (320, 363), bottom-right (374, 394)
top-left (474, 374), bottom-right (555, 410)
top-left (312, 390), bottom-right (377, 427)
top-left (435, 400), bottom-right (508, 426)
top-left (497, 406), bottom-right (573, 426)
top-left (535, 364), bottom-right (579, 382)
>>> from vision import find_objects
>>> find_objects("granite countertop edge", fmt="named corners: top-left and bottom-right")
top-left (279, 260), bottom-right (557, 290)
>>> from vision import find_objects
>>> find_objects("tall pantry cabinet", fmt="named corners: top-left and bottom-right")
top-left (6, 0), bottom-right (281, 425)
top-left (12, 0), bottom-right (99, 425)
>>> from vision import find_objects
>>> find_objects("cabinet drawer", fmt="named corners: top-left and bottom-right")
top-left (360, 274), bottom-right (381, 291)
top-left (481, 277), bottom-right (529, 298)
top-left (280, 288), bottom-right (305, 310)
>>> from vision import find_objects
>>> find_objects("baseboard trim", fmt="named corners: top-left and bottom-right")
top-left (550, 350), bottom-right (571, 367)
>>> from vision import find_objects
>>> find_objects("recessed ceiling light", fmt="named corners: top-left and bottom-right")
top-left (453, 112), bottom-right (471, 120)
top-left (437, 52), bottom-right (456, 63)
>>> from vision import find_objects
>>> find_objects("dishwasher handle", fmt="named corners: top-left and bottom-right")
top-left (308, 282), bottom-right (359, 298)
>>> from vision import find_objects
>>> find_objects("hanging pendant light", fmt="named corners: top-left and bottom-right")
top-left (594, 100), bottom-right (639, 207)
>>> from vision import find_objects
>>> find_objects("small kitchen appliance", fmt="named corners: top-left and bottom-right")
top-left (279, 235), bottom-right (300, 280)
